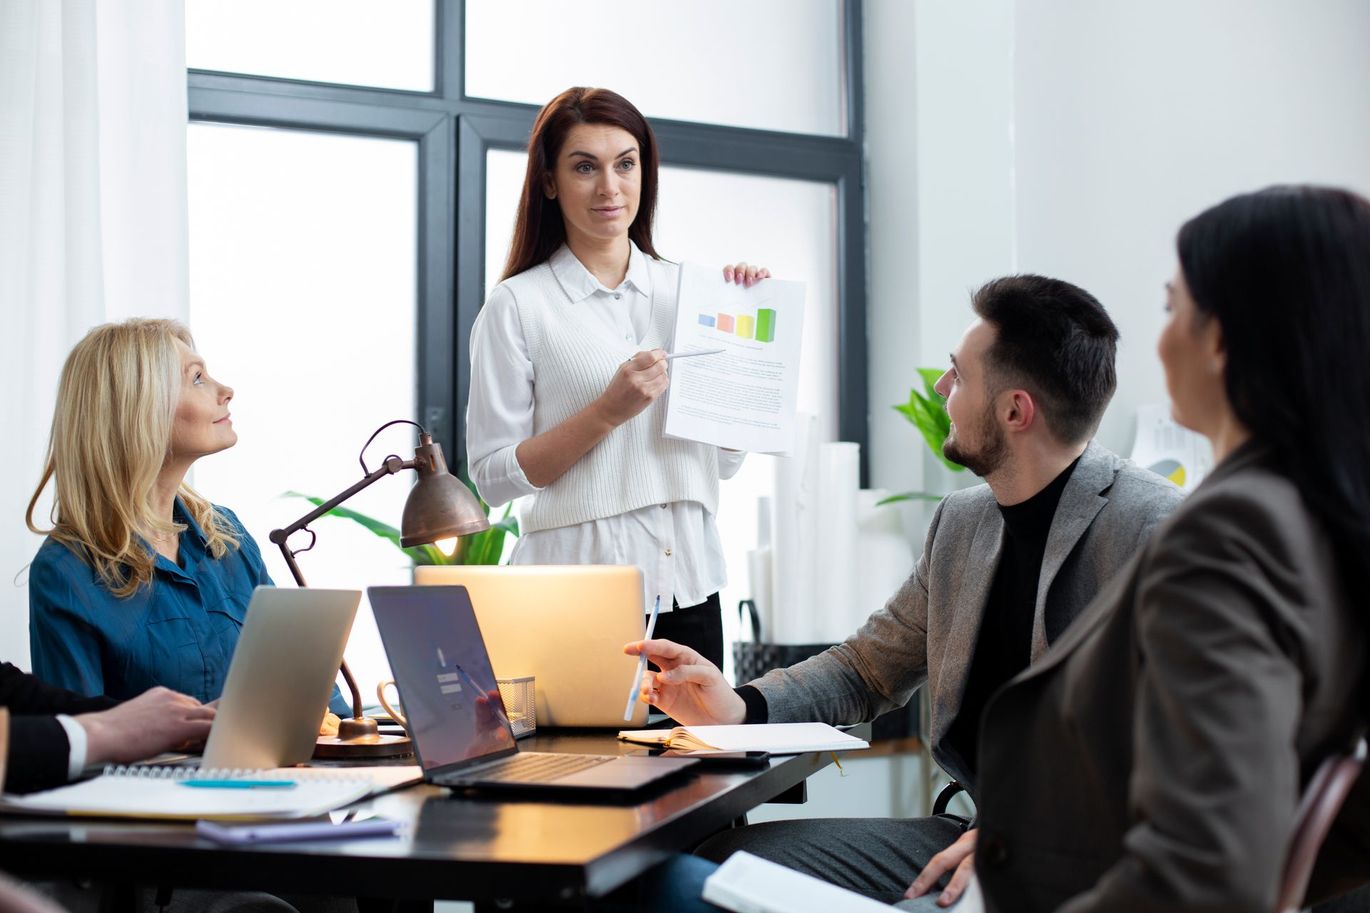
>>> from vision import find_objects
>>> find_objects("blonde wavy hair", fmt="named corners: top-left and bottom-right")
top-left (26, 318), bottom-right (240, 597)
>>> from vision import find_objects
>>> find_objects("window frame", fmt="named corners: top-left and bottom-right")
top-left (188, 0), bottom-right (871, 480)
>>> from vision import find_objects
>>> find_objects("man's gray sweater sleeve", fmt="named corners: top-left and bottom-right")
top-left (747, 499), bottom-right (941, 724)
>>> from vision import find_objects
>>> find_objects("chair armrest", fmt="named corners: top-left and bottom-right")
top-left (933, 779), bottom-right (966, 816)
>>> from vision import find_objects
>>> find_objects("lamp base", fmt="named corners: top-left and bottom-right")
top-left (313, 716), bottom-right (413, 760)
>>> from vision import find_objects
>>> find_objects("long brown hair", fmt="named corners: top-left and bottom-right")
top-left (500, 87), bottom-right (663, 282)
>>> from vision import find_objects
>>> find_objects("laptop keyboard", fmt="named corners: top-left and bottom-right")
top-left (465, 752), bottom-right (617, 784)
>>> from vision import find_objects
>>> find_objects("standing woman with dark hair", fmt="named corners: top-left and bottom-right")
top-left (467, 87), bottom-right (767, 667)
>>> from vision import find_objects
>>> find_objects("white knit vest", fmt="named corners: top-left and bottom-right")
top-left (503, 256), bottom-right (719, 533)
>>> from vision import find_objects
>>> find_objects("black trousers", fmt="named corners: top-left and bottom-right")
top-left (650, 592), bottom-right (724, 671)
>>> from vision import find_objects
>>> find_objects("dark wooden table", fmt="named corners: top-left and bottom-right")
top-left (0, 728), bottom-right (862, 908)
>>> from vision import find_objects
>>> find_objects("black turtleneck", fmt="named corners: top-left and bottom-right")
top-left (943, 455), bottom-right (1081, 781)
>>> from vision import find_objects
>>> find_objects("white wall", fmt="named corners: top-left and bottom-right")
top-left (864, 0), bottom-right (1370, 497)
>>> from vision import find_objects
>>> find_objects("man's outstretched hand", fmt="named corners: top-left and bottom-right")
top-left (623, 638), bottom-right (746, 725)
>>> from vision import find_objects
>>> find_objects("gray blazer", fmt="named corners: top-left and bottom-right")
top-left (750, 441), bottom-right (1183, 787)
top-left (974, 443), bottom-right (1368, 913)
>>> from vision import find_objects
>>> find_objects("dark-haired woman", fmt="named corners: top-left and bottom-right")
top-left (466, 87), bottom-right (767, 667)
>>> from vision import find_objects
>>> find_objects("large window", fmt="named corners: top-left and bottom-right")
top-left (186, 122), bottom-right (419, 689)
top-left (464, 0), bottom-right (846, 136)
top-left (187, 0), bottom-right (435, 91)
top-left (187, 0), bottom-right (867, 692)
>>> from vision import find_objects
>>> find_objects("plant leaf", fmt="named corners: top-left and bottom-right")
top-left (917, 367), bottom-right (944, 398)
top-left (282, 492), bottom-right (405, 546)
top-left (890, 374), bottom-right (966, 474)
top-left (876, 491), bottom-right (947, 506)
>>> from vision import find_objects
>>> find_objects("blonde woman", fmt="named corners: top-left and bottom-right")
top-left (26, 319), bottom-right (348, 714)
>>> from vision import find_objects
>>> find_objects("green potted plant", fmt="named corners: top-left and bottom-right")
top-left (284, 474), bottom-right (518, 566)
top-left (879, 367), bottom-right (966, 505)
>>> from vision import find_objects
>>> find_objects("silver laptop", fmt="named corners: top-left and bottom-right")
top-left (412, 565), bottom-right (650, 727)
top-left (368, 585), bottom-right (696, 793)
top-left (202, 586), bottom-right (360, 769)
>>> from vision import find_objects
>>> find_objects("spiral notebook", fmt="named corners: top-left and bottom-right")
top-left (0, 765), bottom-right (410, 820)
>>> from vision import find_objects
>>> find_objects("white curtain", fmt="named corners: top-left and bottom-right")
top-left (0, 0), bottom-right (188, 667)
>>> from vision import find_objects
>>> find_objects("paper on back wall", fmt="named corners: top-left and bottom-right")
top-left (1131, 403), bottom-right (1213, 491)
top-left (664, 264), bottom-right (806, 453)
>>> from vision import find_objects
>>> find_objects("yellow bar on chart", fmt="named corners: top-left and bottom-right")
top-left (735, 315), bottom-right (755, 339)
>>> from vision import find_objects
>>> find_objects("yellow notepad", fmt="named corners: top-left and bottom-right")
top-left (617, 723), bottom-right (868, 755)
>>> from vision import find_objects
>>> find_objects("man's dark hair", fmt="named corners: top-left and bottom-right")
top-left (969, 274), bottom-right (1119, 444)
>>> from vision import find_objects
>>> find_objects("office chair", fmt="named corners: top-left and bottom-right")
top-left (932, 779), bottom-right (967, 816)
top-left (1278, 735), bottom-right (1367, 913)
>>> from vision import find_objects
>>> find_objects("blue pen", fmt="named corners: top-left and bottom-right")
top-left (180, 779), bottom-right (298, 790)
top-left (624, 595), bottom-right (662, 721)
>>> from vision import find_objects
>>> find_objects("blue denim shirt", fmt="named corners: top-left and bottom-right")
top-left (29, 500), bottom-right (349, 715)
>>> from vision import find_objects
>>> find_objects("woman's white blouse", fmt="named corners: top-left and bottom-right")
top-left (467, 243), bottom-right (745, 611)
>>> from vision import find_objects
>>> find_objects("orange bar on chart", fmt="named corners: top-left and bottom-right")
top-left (716, 313), bottom-right (735, 332)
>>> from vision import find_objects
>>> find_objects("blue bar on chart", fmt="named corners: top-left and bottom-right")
top-left (698, 314), bottom-right (716, 328)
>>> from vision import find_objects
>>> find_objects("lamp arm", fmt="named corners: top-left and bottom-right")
top-left (267, 454), bottom-right (415, 721)
top-left (269, 455), bottom-right (415, 554)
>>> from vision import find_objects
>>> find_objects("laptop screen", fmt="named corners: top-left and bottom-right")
top-left (368, 586), bottom-right (517, 771)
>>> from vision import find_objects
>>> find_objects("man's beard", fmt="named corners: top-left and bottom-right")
top-left (942, 405), bottom-right (1008, 478)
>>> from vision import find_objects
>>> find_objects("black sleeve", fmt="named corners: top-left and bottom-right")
top-left (0, 662), bottom-right (117, 715)
top-left (6, 716), bottom-right (73, 794)
top-left (735, 685), bottom-right (769, 724)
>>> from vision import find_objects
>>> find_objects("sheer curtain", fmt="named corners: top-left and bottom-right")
top-left (0, 0), bottom-right (188, 666)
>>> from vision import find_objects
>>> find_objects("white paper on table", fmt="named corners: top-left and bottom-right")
top-left (1130, 403), bottom-right (1213, 491)
top-left (664, 263), bottom-right (806, 453)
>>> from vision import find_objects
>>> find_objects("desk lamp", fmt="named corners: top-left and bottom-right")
top-left (269, 420), bottom-right (490, 759)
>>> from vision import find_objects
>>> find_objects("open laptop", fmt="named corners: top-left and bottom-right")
top-left (412, 565), bottom-right (650, 727)
top-left (368, 585), bottom-right (696, 793)
top-left (201, 586), bottom-right (360, 769)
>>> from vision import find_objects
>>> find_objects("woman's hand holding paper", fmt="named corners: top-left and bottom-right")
top-left (721, 262), bottom-right (772, 287)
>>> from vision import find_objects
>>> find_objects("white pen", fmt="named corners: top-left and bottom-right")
top-left (624, 594), bottom-right (663, 721)
top-left (664, 348), bottom-right (725, 361)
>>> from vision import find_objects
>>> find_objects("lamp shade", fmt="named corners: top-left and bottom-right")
top-left (400, 435), bottom-right (491, 547)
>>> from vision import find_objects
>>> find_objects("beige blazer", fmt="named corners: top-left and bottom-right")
top-left (751, 441), bottom-right (1184, 787)
top-left (974, 443), bottom-right (1368, 913)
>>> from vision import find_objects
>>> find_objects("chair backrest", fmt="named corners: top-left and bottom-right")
top-left (1277, 736), bottom-right (1368, 913)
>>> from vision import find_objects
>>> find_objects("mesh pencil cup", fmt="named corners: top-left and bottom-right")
top-left (497, 676), bottom-right (536, 738)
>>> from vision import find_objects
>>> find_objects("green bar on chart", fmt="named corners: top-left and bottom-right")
top-left (735, 315), bottom-right (755, 339)
top-left (755, 308), bottom-right (776, 343)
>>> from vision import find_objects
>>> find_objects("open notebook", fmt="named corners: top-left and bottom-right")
top-left (0, 765), bottom-right (421, 820)
top-left (618, 723), bottom-right (869, 755)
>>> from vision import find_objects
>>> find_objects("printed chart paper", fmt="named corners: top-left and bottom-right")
top-left (1130, 403), bottom-right (1214, 491)
top-left (664, 264), bottom-right (805, 453)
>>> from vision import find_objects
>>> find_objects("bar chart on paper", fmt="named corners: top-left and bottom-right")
top-left (668, 263), bottom-right (806, 453)
top-left (698, 307), bottom-right (778, 343)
